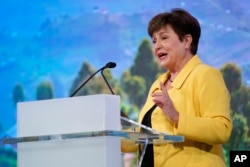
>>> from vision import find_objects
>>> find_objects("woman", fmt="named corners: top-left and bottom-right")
top-left (137, 8), bottom-right (232, 167)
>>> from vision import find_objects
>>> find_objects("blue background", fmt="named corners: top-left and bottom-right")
top-left (0, 0), bottom-right (250, 138)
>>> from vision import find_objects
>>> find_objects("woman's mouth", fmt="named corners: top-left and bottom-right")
top-left (158, 53), bottom-right (167, 60)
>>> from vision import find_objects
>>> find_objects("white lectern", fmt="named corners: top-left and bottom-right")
top-left (0, 94), bottom-right (185, 167)
top-left (17, 94), bottom-right (121, 167)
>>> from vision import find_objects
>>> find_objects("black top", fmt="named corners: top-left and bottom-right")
top-left (140, 104), bottom-right (157, 167)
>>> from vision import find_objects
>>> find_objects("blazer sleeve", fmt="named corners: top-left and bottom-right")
top-left (175, 68), bottom-right (232, 145)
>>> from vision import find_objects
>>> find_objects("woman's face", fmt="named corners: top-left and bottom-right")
top-left (152, 25), bottom-right (191, 71)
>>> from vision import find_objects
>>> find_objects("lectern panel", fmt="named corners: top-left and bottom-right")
top-left (18, 137), bottom-right (121, 167)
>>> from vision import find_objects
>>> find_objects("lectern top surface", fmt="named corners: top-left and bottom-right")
top-left (0, 117), bottom-right (184, 146)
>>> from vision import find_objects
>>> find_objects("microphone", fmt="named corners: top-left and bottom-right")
top-left (101, 62), bottom-right (116, 95)
top-left (70, 62), bottom-right (128, 126)
top-left (69, 62), bottom-right (116, 97)
top-left (99, 62), bottom-right (130, 122)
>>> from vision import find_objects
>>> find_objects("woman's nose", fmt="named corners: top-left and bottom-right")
top-left (154, 41), bottom-right (162, 51)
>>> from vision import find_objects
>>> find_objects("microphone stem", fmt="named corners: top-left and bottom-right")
top-left (101, 69), bottom-right (115, 95)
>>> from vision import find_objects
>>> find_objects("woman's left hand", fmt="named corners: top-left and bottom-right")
top-left (151, 82), bottom-right (179, 125)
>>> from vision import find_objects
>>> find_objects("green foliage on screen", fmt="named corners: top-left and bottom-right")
top-left (36, 81), bottom-right (54, 100)
top-left (0, 147), bottom-right (17, 167)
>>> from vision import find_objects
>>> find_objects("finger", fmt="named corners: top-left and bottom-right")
top-left (151, 92), bottom-right (163, 97)
top-left (159, 82), bottom-right (171, 101)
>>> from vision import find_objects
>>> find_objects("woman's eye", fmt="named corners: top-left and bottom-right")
top-left (162, 36), bottom-right (168, 40)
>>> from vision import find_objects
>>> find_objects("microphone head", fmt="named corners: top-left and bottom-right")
top-left (106, 62), bottom-right (116, 68)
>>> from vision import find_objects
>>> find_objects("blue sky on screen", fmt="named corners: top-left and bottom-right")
top-left (0, 0), bottom-right (250, 136)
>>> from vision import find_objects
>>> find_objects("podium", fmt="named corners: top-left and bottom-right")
top-left (0, 94), bottom-right (184, 167)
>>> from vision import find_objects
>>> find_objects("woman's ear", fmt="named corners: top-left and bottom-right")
top-left (184, 34), bottom-right (192, 49)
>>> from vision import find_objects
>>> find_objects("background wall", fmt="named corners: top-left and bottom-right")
top-left (0, 0), bottom-right (250, 166)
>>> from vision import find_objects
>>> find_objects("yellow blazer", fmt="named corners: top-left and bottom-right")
top-left (123, 55), bottom-right (232, 167)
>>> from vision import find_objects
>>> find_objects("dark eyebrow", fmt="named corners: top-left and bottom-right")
top-left (153, 31), bottom-right (168, 38)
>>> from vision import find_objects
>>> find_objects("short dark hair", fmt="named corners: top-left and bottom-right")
top-left (148, 8), bottom-right (201, 55)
